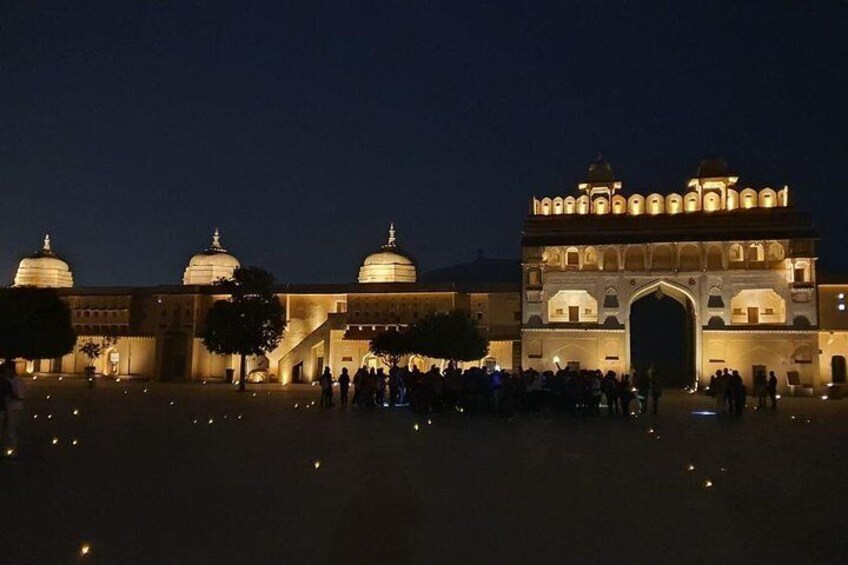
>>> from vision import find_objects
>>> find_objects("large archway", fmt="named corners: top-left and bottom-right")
top-left (627, 281), bottom-right (699, 388)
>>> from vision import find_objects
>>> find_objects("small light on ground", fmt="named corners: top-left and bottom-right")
top-left (207, 418), bottom-right (214, 425)
top-left (313, 460), bottom-right (321, 470)
top-left (703, 479), bottom-right (713, 488)
top-left (51, 437), bottom-right (59, 445)
top-left (820, 395), bottom-right (828, 400)
top-left (32, 414), bottom-right (38, 419)
top-left (80, 543), bottom-right (91, 557)
top-left (720, 467), bottom-right (727, 472)
top-left (72, 439), bottom-right (79, 446)
top-left (647, 428), bottom-right (655, 434)
top-left (687, 464), bottom-right (695, 471)
top-left (73, 409), bottom-right (80, 416)
top-left (413, 424), bottom-right (420, 431)
top-left (427, 419), bottom-right (432, 425)
top-left (294, 403), bottom-right (299, 408)
top-left (143, 388), bottom-right (148, 393)
top-left (5, 448), bottom-right (14, 457)
top-left (237, 414), bottom-right (242, 420)
top-left (169, 401), bottom-right (175, 406)
top-left (46, 395), bottom-right (51, 399)
top-left (47, 414), bottom-right (52, 419)
top-left (193, 419), bottom-right (198, 424)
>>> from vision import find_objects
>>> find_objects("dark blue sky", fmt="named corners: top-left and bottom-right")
top-left (2, 1), bottom-right (846, 286)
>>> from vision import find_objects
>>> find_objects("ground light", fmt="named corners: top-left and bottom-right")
top-left (80, 543), bottom-right (91, 557)
top-left (691, 411), bottom-right (717, 416)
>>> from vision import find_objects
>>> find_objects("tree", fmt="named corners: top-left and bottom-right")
top-left (407, 310), bottom-right (489, 366)
top-left (0, 287), bottom-right (76, 365)
top-left (202, 267), bottom-right (285, 392)
top-left (370, 328), bottom-right (412, 368)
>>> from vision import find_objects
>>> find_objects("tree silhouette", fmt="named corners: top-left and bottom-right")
top-left (0, 288), bottom-right (76, 364)
top-left (407, 310), bottom-right (488, 365)
top-left (202, 267), bottom-right (285, 392)
top-left (370, 328), bottom-right (412, 368)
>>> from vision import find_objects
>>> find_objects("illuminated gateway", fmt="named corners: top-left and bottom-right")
top-left (6, 157), bottom-right (848, 392)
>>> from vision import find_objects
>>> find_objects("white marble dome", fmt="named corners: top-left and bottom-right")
top-left (13, 234), bottom-right (74, 288)
top-left (358, 223), bottom-right (417, 283)
top-left (182, 229), bottom-right (240, 285)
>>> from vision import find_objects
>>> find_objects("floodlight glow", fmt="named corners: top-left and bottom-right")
top-left (691, 411), bottom-right (717, 416)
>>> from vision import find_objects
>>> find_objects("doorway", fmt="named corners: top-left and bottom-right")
top-left (629, 290), bottom-right (695, 388)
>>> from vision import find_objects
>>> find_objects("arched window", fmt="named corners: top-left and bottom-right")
top-left (767, 242), bottom-right (785, 262)
top-left (602, 247), bottom-right (620, 271)
top-left (566, 246), bottom-right (580, 268)
top-left (564, 196), bottom-right (576, 214)
top-left (624, 246), bottom-right (645, 271)
top-left (540, 198), bottom-right (552, 215)
top-left (748, 243), bottom-right (764, 263)
top-left (706, 245), bottom-right (724, 270)
top-left (584, 247), bottom-right (598, 270)
top-left (728, 243), bottom-right (744, 267)
top-left (679, 245), bottom-right (701, 271)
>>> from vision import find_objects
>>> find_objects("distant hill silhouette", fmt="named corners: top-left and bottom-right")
top-left (421, 258), bottom-right (521, 284)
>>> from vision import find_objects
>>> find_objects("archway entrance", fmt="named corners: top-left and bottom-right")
top-left (628, 283), bottom-right (696, 388)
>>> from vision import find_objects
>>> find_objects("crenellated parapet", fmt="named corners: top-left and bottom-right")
top-left (530, 157), bottom-right (790, 216)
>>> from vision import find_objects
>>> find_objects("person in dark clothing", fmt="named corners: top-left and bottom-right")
top-left (338, 367), bottom-right (351, 408)
top-left (319, 367), bottom-right (333, 408)
top-left (388, 366), bottom-right (400, 407)
top-left (619, 374), bottom-right (634, 417)
top-left (731, 370), bottom-right (745, 415)
top-left (650, 371), bottom-right (662, 415)
top-left (754, 370), bottom-right (768, 410)
top-left (602, 371), bottom-right (619, 416)
top-left (636, 369), bottom-right (651, 414)
top-left (767, 371), bottom-right (778, 409)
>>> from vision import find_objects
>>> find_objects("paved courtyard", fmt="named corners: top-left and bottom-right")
top-left (4, 379), bottom-right (847, 564)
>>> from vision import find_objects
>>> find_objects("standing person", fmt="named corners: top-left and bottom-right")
top-left (338, 368), bottom-right (351, 408)
top-left (602, 371), bottom-right (619, 416)
top-left (319, 367), bottom-right (333, 408)
top-left (376, 368), bottom-right (387, 407)
top-left (755, 370), bottom-right (768, 410)
top-left (388, 365), bottom-right (400, 407)
top-left (636, 368), bottom-right (651, 414)
top-left (1, 363), bottom-right (24, 457)
top-left (731, 370), bottom-right (745, 416)
top-left (650, 371), bottom-right (663, 415)
top-left (619, 374), bottom-right (634, 417)
top-left (767, 371), bottom-right (778, 410)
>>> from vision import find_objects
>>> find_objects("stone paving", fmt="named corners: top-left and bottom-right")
top-left (4, 379), bottom-right (847, 564)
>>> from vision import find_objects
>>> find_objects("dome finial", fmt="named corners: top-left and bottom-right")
top-left (387, 222), bottom-right (397, 247)
top-left (212, 227), bottom-right (222, 249)
top-left (43, 233), bottom-right (52, 252)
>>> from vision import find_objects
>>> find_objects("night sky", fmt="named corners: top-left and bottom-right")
top-left (2, 2), bottom-right (847, 287)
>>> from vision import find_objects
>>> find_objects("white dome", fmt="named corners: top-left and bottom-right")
top-left (183, 229), bottom-right (240, 285)
top-left (358, 223), bottom-right (417, 284)
top-left (13, 234), bottom-right (74, 288)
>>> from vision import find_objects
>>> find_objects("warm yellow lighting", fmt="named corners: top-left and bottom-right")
top-left (294, 403), bottom-right (299, 408)
top-left (703, 479), bottom-right (713, 488)
top-left (413, 424), bottom-right (420, 431)
top-left (58, 376), bottom-right (63, 381)
top-left (80, 544), bottom-right (91, 557)
top-left (820, 395), bottom-right (828, 400)
top-left (46, 395), bottom-right (51, 399)
top-left (4, 448), bottom-right (14, 457)
top-left (207, 418), bottom-right (214, 425)
top-left (687, 464), bottom-right (695, 471)
top-left (72, 439), bottom-right (79, 446)
top-left (776, 394), bottom-right (782, 400)
top-left (313, 460), bottom-right (321, 470)
top-left (51, 437), bottom-right (59, 445)
top-left (427, 419), bottom-right (432, 425)
top-left (73, 409), bottom-right (79, 416)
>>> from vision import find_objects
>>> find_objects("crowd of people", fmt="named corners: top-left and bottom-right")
top-left (317, 363), bottom-right (671, 417)
top-left (706, 368), bottom-right (778, 414)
